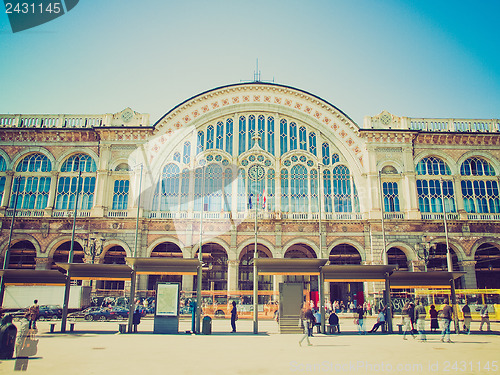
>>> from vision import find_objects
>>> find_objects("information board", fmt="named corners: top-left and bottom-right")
top-left (156, 283), bottom-right (179, 316)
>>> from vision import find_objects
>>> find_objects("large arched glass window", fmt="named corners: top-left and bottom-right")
top-left (281, 169), bottom-right (289, 212)
top-left (225, 119), bottom-right (233, 154)
top-left (461, 157), bottom-right (499, 213)
top-left (280, 119), bottom-right (288, 155)
top-left (112, 180), bottom-right (129, 210)
top-left (290, 165), bottom-right (308, 212)
top-left (289, 122), bottom-right (297, 150)
top-left (267, 116), bottom-right (275, 155)
top-left (416, 157), bottom-right (455, 213)
top-left (205, 164), bottom-right (222, 211)
top-left (239, 116), bottom-right (246, 155)
top-left (11, 154), bottom-right (51, 210)
top-left (55, 154), bottom-right (96, 210)
top-left (154, 163), bottom-right (180, 211)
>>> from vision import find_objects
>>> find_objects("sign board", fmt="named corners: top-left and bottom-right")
top-left (155, 283), bottom-right (179, 317)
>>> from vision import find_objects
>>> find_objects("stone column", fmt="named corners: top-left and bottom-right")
top-left (411, 259), bottom-right (426, 272)
top-left (459, 260), bottom-right (477, 289)
top-left (0, 171), bottom-right (14, 209)
top-left (182, 275), bottom-right (194, 292)
top-left (227, 259), bottom-right (239, 292)
top-left (35, 257), bottom-right (51, 270)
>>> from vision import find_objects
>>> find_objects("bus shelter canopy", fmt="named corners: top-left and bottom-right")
top-left (255, 258), bottom-right (328, 276)
top-left (125, 257), bottom-right (201, 275)
top-left (389, 271), bottom-right (466, 288)
top-left (322, 265), bottom-right (397, 282)
top-left (56, 263), bottom-right (133, 281)
top-left (0, 269), bottom-right (67, 285)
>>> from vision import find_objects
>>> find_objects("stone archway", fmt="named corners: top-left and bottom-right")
top-left (238, 244), bottom-right (272, 292)
top-left (148, 242), bottom-right (183, 290)
top-left (194, 243), bottom-right (228, 291)
top-left (474, 243), bottom-right (500, 289)
top-left (97, 246), bottom-right (127, 291)
top-left (284, 243), bottom-right (318, 295)
top-left (329, 244), bottom-right (363, 309)
top-left (7, 240), bottom-right (36, 269)
top-left (51, 241), bottom-right (84, 269)
top-left (387, 247), bottom-right (409, 271)
top-left (427, 243), bottom-right (462, 288)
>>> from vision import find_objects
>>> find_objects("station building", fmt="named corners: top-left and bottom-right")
top-left (0, 82), bottom-right (499, 304)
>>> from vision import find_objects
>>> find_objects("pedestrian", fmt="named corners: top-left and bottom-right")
top-left (462, 302), bottom-right (471, 334)
top-left (414, 299), bottom-right (427, 341)
top-left (429, 305), bottom-right (439, 332)
top-left (440, 299), bottom-right (453, 343)
top-left (356, 305), bottom-right (366, 334)
top-left (27, 300), bottom-right (39, 330)
top-left (132, 307), bottom-right (141, 333)
top-left (479, 304), bottom-right (491, 332)
top-left (298, 305), bottom-right (313, 346)
top-left (402, 302), bottom-right (415, 340)
top-left (368, 308), bottom-right (386, 333)
top-left (230, 301), bottom-right (238, 333)
top-left (408, 302), bottom-right (416, 334)
top-left (328, 311), bottom-right (340, 333)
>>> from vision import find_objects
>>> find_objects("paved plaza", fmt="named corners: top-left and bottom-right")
top-left (0, 318), bottom-right (498, 375)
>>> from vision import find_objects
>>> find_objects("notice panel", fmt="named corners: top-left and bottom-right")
top-left (156, 283), bottom-right (179, 316)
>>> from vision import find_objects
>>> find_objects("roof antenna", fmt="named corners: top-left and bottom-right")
top-left (240, 59), bottom-right (274, 83)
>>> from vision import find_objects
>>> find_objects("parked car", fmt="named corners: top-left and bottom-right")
top-left (84, 306), bottom-right (129, 321)
top-left (8, 304), bottom-right (62, 321)
top-left (68, 307), bottom-right (102, 321)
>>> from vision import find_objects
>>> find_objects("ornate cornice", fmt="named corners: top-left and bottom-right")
top-left (96, 128), bottom-right (152, 142)
top-left (416, 133), bottom-right (500, 146)
top-left (0, 129), bottom-right (98, 143)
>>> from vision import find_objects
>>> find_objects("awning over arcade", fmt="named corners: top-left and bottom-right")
top-left (255, 258), bottom-right (328, 276)
top-left (389, 271), bottom-right (466, 288)
top-left (125, 257), bottom-right (201, 275)
top-left (0, 269), bottom-right (68, 285)
top-left (56, 263), bottom-right (133, 281)
top-left (322, 265), bottom-right (397, 282)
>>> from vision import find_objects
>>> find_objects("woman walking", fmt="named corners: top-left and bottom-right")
top-left (402, 302), bottom-right (415, 340)
top-left (230, 301), bottom-right (238, 333)
top-left (298, 305), bottom-right (313, 346)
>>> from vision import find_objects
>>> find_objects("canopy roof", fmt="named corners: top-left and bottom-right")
top-left (125, 258), bottom-right (201, 275)
top-left (255, 258), bottom-right (328, 275)
top-left (56, 263), bottom-right (133, 281)
top-left (389, 271), bottom-right (466, 288)
top-left (0, 269), bottom-right (67, 285)
top-left (322, 265), bottom-right (397, 282)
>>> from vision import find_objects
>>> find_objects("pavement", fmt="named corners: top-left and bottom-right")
top-left (0, 317), bottom-right (498, 375)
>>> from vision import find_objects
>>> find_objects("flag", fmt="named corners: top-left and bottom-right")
top-left (262, 189), bottom-right (267, 210)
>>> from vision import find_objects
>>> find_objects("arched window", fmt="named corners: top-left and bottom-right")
top-left (216, 121), bottom-right (224, 150)
top-left (239, 116), bottom-right (246, 155)
top-left (206, 125), bottom-right (214, 150)
top-left (180, 169), bottom-right (189, 211)
top-left (155, 163), bottom-right (180, 211)
top-left (258, 115), bottom-right (265, 149)
top-left (224, 168), bottom-right (232, 211)
top-left (11, 176), bottom-right (51, 210)
top-left (281, 169), bottom-right (289, 212)
top-left (16, 153), bottom-right (52, 172)
top-left (197, 131), bottom-right (204, 154)
top-left (183, 141), bottom-right (191, 164)
top-left (299, 126), bottom-right (307, 151)
top-left (332, 165), bottom-right (351, 212)
top-left (267, 169), bottom-right (275, 211)
top-left (332, 153), bottom-right (340, 164)
top-left (289, 122), bottom-right (297, 150)
top-left (383, 182), bottom-right (400, 212)
top-left (290, 165), bottom-right (308, 212)
top-left (308, 132), bottom-right (317, 156)
top-left (416, 156), bottom-right (451, 175)
top-left (194, 167), bottom-right (203, 211)
top-left (0, 155), bottom-right (6, 171)
top-left (173, 152), bottom-right (181, 163)
top-left (461, 158), bottom-right (499, 213)
top-left (267, 117), bottom-right (275, 155)
top-left (225, 119), bottom-right (233, 154)
top-left (205, 164), bottom-right (222, 211)
top-left (60, 154), bottom-right (95, 172)
top-left (248, 115), bottom-right (255, 150)
top-left (112, 180), bottom-right (129, 210)
top-left (322, 143), bottom-right (330, 165)
top-left (323, 169), bottom-right (332, 212)
top-left (280, 119), bottom-right (288, 155)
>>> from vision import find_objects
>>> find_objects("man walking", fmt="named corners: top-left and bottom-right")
top-left (462, 302), bottom-right (471, 334)
top-left (414, 299), bottom-right (427, 341)
top-left (479, 304), bottom-right (491, 332)
top-left (440, 299), bottom-right (453, 343)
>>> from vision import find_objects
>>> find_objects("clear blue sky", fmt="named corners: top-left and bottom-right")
top-left (0, 0), bottom-right (499, 127)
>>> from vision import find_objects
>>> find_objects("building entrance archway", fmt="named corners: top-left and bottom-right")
top-left (328, 244), bottom-right (363, 309)
top-left (474, 243), bottom-right (500, 289)
top-left (148, 242), bottom-right (183, 290)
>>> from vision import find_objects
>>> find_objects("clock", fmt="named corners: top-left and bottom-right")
top-left (121, 110), bottom-right (134, 123)
top-left (248, 164), bottom-right (265, 181)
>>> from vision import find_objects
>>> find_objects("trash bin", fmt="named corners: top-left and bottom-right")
top-left (202, 316), bottom-right (212, 335)
top-left (0, 315), bottom-right (17, 359)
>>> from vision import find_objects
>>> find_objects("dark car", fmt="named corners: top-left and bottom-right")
top-left (68, 307), bottom-right (102, 321)
top-left (84, 306), bottom-right (129, 321)
top-left (38, 305), bottom-right (63, 320)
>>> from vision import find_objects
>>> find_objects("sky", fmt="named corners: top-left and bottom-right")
top-left (0, 0), bottom-right (499, 127)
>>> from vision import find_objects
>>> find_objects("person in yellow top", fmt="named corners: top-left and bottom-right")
top-left (26, 300), bottom-right (39, 330)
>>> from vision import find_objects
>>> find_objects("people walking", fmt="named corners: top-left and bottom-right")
top-left (402, 302), bottom-right (415, 340)
top-left (462, 302), bottom-right (471, 334)
top-left (414, 299), bottom-right (427, 341)
top-left (230, 301), bottom-right (238, 333)
top-left (479, 304), bottom-right (491, 332)
top-left (298, 306), bottom-right (313, 346)
top-left (429, 305), bottom-right (439, 332)
top-left (132, 307), bottom-right (141, 333)
top-left (26, 300), bottom-right (39, 330)
top-left (440, 299), bottom-right (453, 343)
top-left (356, 305), bottom-right (366, 334)
top-left (368, 309), bottom-right (386, 333)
